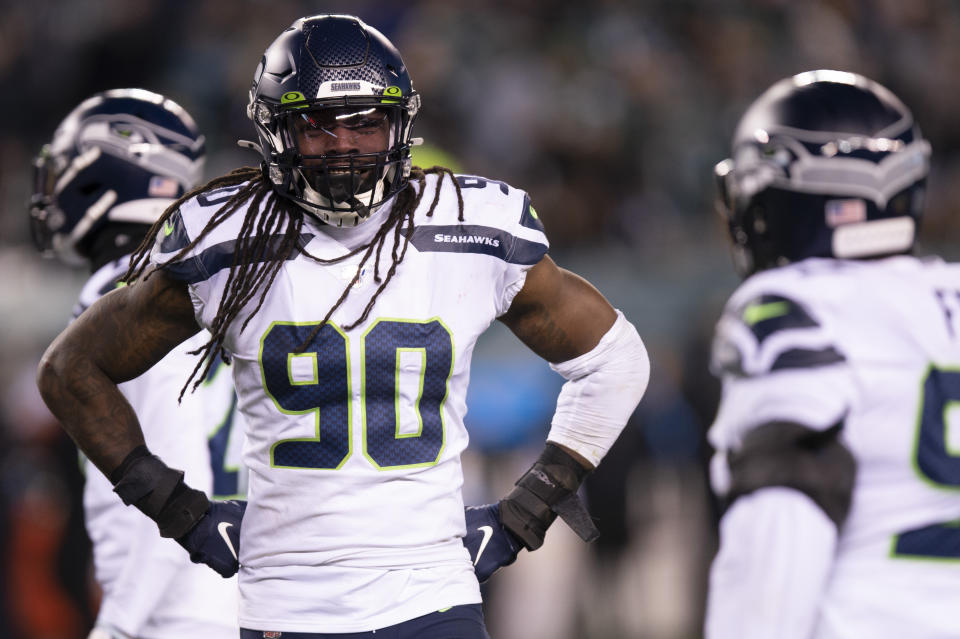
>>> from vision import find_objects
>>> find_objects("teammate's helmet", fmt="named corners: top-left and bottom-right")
top-left (715, 70), bottom-right (931, 276)
top-left (247, 14), bottom-right (421, 226)
top-left (30, 88), bottom-right (205, 266)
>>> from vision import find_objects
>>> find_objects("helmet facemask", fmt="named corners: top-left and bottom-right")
top-left (245, 15), bottom-right (422, 227)
top-left (290, 105), bottom-right (404, 223)
top-left (29, 146), bottom-right (66, 258)
top-left (252, 94), bottom-right (418, 227)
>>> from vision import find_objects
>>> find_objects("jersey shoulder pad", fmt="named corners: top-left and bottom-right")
top-left (418, 173), bottom-right (528, 226)
top-left (152, 185), bottom-right (315, 285)
top-left (712, 274), bottom-right (845, 378)
top-left (451, 173), bottom-right (544, 232)
top-left (405, 173), bottom-right (548, 266)
top-left (157, 182), bottom-right (250, 255)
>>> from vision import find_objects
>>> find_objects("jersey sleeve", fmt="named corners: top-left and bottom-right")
top-left (149, 183), bottom-right (253, 276)
top-left (149, 197), bottom-right (217, 329)
top-left (708, 284), bottom-right (856, 496)
top-left (446, 179), bottom-right (548, 316)
top-left (405, 174), bottom-right (549, 316)
top-left (149, 184), bottom-right (255, 332)
top-left (495, 190), bottom-right (549, 315)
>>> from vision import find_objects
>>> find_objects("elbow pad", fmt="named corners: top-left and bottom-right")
top-left (547, 310), bottom-right (650, 467)
top-left (727, 421), bottom-right (856, 527)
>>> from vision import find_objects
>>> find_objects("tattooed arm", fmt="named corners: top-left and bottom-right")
top-left (499, 255), bottom-right (618, 387)
top-left (38, 268), bottom-right (246, 576)
top-left (36, 268), bottom-right (200, 477)
top-left (498, 254), bottom-right (619, 469)
top-left (468, 254), bottom-right (647, 558)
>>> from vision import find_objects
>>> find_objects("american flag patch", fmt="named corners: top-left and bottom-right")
top-left (825, 198), bottom-right (866, 227)
top-left (148, 176), bottom-right (180, 197)
top-left (263, 632), bottom-right (282, 639)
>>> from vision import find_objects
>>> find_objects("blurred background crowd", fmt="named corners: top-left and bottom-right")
top-left (1, 1), bottom-right (958, 637)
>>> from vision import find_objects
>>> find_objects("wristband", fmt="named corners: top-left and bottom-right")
top-left (499, 443), bottom-right (599, 550)
top-left (111, 446), bottom-right (210, 539)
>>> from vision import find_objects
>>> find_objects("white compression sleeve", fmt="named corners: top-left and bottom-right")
top-left (546, 310), bottom-right (650, 467)
top-left (705, 487), bottom-right (837, 639)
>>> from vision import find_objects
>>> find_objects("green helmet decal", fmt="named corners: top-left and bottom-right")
top-left (281, 91), bottom-right (307, 106)
top-left (381, 85), bottom-right (403, 104)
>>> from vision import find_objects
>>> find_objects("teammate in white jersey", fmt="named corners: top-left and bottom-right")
top-left (29, 89), bottom-right (241, 639)
top-left (703, 70), bottom-right (955, 638)
top-left (35, 15), bottom-right (650, 638)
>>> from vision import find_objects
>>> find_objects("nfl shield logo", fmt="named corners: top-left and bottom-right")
top-left (263, 632), bottom-right (282, 638)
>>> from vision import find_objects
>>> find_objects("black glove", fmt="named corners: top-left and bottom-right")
top-left (498, 443), bottom-right (599, 550)
top-left (110, 446), bottom-right (243, 576)
top-left (463, 503), bottom-right (522, 582)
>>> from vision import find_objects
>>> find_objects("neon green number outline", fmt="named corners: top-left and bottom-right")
top-left (945, 400), bottom-right (960, 457)
top-left (907, 364), bottom-right (960, 492)
top-left (360, 317), bottom-right (454, 471)
top-left (262, 320), bottom-right (353, 470)
top-left (891, 363), bottom-right (960, 560)
top-left (288, 352), bottom-right (319, 386)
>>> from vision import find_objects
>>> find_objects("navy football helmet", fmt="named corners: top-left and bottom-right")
top-left (246, 14), bottom-right (421, 226)
top-left (30, 88), bottom-right (205, 266)
top-left (715, 70), bottom-right (930, 275)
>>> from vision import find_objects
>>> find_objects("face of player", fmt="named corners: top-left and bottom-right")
top-left (293, 107), bottom-right (392, 203)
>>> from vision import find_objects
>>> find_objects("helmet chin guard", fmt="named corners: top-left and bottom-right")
top-left (297, 173), bottom-right (380, 227)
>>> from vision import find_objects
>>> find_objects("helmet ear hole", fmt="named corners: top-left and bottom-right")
top-left (887, 187), bottom-right (922, 218)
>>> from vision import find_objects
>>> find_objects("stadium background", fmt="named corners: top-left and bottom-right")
top-left (0, 1), bottom-right (958, 637)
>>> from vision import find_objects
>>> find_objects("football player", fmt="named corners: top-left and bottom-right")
top-left (703, 70), bottom-right (959, 637)
top-left (30, 89), bottom-right (243, 639)
top-left (35, 15), bottom-right (650, 639)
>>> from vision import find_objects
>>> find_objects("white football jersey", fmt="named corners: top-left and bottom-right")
top-left (709, 255), bottom-right (960, 638)
top-left (152, 173), bottom-right (549, 632)
top-left (77, 257), bottom-right (242, 639)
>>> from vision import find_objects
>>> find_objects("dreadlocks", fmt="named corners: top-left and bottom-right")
top-left (125, 165), bottom-right (465, 400)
